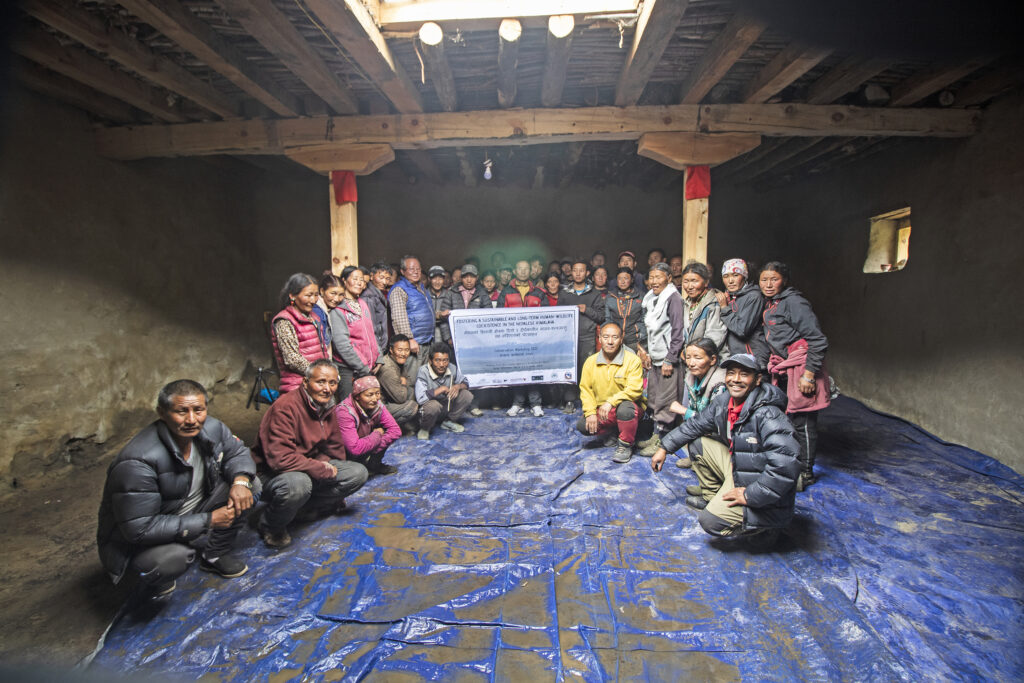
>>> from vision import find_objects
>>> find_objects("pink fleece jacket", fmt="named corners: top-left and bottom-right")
top-left (335, 394), bottom-right (401, 457)
top-left (767, 339), bottom-right (831, 414)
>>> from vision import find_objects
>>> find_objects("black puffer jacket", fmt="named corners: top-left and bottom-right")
top-left (360, 284), bottom-right (390, 353)
top-left (720, 282), bottom-right (770, 368)
top-left (96, 418), bottom-right (256, 582)
top-left (762, 287), bottom-right (828, 375)
top-left (439, 283), bottom-right (492, 343)
top-left (661, 382), bottom-right (800, 530)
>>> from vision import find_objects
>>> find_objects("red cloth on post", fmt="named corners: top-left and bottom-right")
top-left (685, 165), bottom-right (711, 200)
top-left (331, 171), bottom-right (358, 204)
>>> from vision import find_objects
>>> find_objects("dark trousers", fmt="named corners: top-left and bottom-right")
top-left (575, 401), bottom-right (641, 444)
top-left (258, 460), bottom-right (369, 532)
top-left (790, 411), bottom-right (819, 474)
top-left (419, 390), bottom-right (474, 430)
top-left (129, 477), bottom-right (262, 587)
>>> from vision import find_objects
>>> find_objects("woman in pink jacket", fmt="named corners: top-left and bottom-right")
top-left (336, 376), bottom-right (401, 476)
top-left (329, 266), bottom-right (382, 399)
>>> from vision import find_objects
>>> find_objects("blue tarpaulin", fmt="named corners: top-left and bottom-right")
top-left (90, 397), bottom-right (1024, 681)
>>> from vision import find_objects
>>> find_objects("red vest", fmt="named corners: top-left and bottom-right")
top-left (272, 306), bottom-right (329, 392)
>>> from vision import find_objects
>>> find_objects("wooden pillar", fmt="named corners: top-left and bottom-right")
top-left (329, 179), bottom-right (358, 276)
top-left (681, 168), bottom-right (709, 265)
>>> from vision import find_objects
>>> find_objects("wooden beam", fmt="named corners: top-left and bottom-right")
top-left (954, 57), bottom-right (1024, 107)
top-left (614, 0), bottom-right (690, 106)
top-left (380, 0), bottom-right (639, 29)
top-left (419, 22), bottom-right (458, 112)
top-left (455, 148), bottom-right (478, 187)
top-left (711, 137), bottom-right (787, 178)
top-left (681, 172), bottom-right (709, 264)
top-left (744, 137), bottom-right (851, 182)
top-left (638, 132), bottom-right (761, 169)
top-left (13, 24), bottom-right (188, 122)
top-left (23, 0), bottom-right (240, 120)
top-left (302, 0), bottom-right (424, 114)
top-left (118, 0), bottom-right (303, 117)
top-left (405, 149), bottom-right (444, 183)
top-left (217, 0), bottom-right (358, 115)
top-left (284, 143), bottom-right (395, 175)
top-left (497, 19), bottom-right (522, 108)
top-left (329, 182), bottom-right (359, 275)
top-left (541, 15), bottom-right (575, 107)
top-left (806, 56), bottom-right (890, 104)
top-left (889, 58), bottom-right (995, 107)
top-left (558, 141), bottom-right (586, 188)
top-left (678, 12), bottom-right (766, 104)
top-left (742, 43), bottom-right (832, 104)
top-left (727, 137), bottom-right (827, 184)
top-left (94, 104), bottom-right (980, 159)
top-left (12, 56), bottom-right (137, 122)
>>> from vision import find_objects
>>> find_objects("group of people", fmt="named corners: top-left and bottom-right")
top-left (96, 247), bottom-right (832, 597)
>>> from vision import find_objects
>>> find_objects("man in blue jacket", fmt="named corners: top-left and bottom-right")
top-left (651, 354), bottom-right (801, 546)
top-left (96, 380), bottom-right (260, 597)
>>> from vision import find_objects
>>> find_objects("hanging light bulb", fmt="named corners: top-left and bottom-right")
top-left (483, 156), bottom-right (493, 181)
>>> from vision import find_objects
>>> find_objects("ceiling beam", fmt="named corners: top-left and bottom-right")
top-left (540, 15), bottom-right (575, 107)
top-left (379, 0), bottom-right (639, 29)
top-left (727, 137), bottom-right (827, 184)
top-left (678, 11), bottom-right (767, 104)
top-left (954, 57), bottom-right (1024, 107)
top-left (284, 143), bottom-right (395, 175)
top-left (711, 137), bottom-right (787, 178)
top-left (741, 43), bottom-right (832, 104)
top-left (497, 19), bottom-right (522, 108)
top-left (23, 0), bottom-right (240, 120)
top-left (743, 137), bottom-right (852, 183)
top-left (13, 24), bottom-right (189, 122)
top-left (889, 57), bottom-right (995, 107)
top-left (302, 0), bottom-right (424, 114)
top-left (94, 104), bottom-right (980, 160)
top-left (217, 0), bottom-right (358, 115)
top-left (12, 55), bottom-right (137, 123)
top-left (418, 22), bottom-right (458, 112)
top-left (637, 132), bottom-right (761, 169)
top-left (117, 0), bottom-right (303, 117)
top-left (614, 0), bottom-right (690, 106)
top-left (806, 55), bottom-right (890, 104)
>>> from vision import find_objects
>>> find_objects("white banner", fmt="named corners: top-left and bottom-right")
top-left (448, 306), bottom-right (579, 388)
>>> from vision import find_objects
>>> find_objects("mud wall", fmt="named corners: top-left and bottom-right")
top-left (709, 92), bottom-right (1024, 472)
top-left (0, 89), bottom-right (320, 479)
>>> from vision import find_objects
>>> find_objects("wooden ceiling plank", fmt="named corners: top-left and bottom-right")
top-left (217, 0), bottom-right (358, 115)
top-left (23, 0), bottom-right (240, 119)
top-left (118, 0), bottom-right (303, 117)
top-left (13, 24), bottom-right (188, 122)
top-left (419, 22), bottom-right (458, 112)
top-left (302, 0), bottom-right (424, 113)
top-left (954, 57), bottom-right (1024, 107)
top-left (541, 16), bottom-right (575, 107)
top-left (889, 57), bottom-right (995, 107)
top-left (678, 11), bottom-right (767, 104)
top-left (741, 42), bottom-right (832, 104)
top-left (94, 103), bottom-right (980, 160)
top-left (806, 55), bottom-right (890, 104)
top-left (497, 19), bottom-right (522, 108)
top-left (614, 0), bottom-right (691, 106)
top-left (12, 55), bottom-right (138, 122)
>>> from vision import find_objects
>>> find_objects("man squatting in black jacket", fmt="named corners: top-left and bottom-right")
top-left (651, 353), bottom-right (801, 547)
top-left (96, 380), bottom-right (260, 597)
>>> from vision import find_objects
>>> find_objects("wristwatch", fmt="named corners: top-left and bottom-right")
top-left (232, 478), bottom-right (252, 489)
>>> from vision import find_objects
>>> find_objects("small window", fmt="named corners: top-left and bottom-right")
top-left (864, 207), bottom-right (911, 273)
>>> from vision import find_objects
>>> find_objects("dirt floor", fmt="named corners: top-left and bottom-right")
top-left (0, 383), bottom-right (264, 669)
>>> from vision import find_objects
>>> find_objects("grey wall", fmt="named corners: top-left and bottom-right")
top-left (710, 92), bottom-right (1024, 472)
top-left (0, 89), bottom-right (319, 478)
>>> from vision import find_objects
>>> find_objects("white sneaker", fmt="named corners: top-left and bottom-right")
top-left (469, 407), bottom-right (484, 417)
top-left (507, 405), bottom-right (525, 417)
top-left (531, 405), bottom-right (545, 417)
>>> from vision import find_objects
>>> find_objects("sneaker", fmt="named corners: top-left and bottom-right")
top-left (685, 495), bottom-right (708, 510)
top-left (685, 484), bottom-right (702, 496)
top-left (260, 526), bottom-right (292, 549)
top-left (441, 420), bottom-right (465, 433)
top-left (200, 554), bottom-right (249, 578)
top-left (151, 580), bottom-right (176, 597)
top-left (417, 429), bottom-right (431, 440)
top-left (531, 405), bottom-right (545, 417)
top-left (611, 440), bottom-right (633, 464)
top-left (507, 405), bottom-right (525, 417)
top-left (675, 456), bottom-right (692, 469)
top-left (469, 407), bottom-right (484, 417)
top-left (636, 433), bottom-right (662, 457)
top-left (561, 401), bottom-right (577, 414)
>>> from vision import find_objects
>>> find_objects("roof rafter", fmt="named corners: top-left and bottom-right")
top-left (12, 55), bottom-right (137, 122)
top-left (742, 42), bottom-right (832, 104)
top-left (678, 11), bottom-right (767, 104)
top-left (805, 55), bottom-right (890, 104)
top-left (614, 0), bottom-right (690, 106)
top-left (889, 57), bottom-right (995, 107)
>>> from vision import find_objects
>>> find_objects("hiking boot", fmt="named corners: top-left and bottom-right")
top-left (685, 495), bottom-right (708, 510)
top-left (796, 470), bottom-right (816, 492)
top-left (685, 484), bottom-right (702, 497)
top-left (469, 407), bottom-right (484, 417)
top-left (635, 433), bottom-right (661, 457)
top-left (150, 580), bottom-right (176, 597)
top-left (200, 553), bottom-right (248, 579)
top-left (531, 405), bottom-right (545, 417)
top-left (611, 440), bottom-right (633, 464)
top-left (260, 526), bottom-right (292, 549)
top-left (506, 405), bottom-right (525, 417)
top-left (417, 429), bottom-right (431, 440)
top-left (675, 456), bottom-right (692, 469)
top-left (441, 420), bottom-right (465, 433)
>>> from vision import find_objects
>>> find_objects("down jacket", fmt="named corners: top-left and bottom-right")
top-left (96, 418), bottom-right (257, 583)
top-left (661, 382), bottom-right (801, 530)
top-left (720, 282), bottom-right (770, 368)
top-left (438, 283), bottom-right (491, 343)
top-left (762, 287), bottom-right (828, 375)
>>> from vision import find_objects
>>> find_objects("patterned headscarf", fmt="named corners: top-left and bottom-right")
top-left (352, 375), bottom-right (380, 395)
top-left (721, 258), bottom-right (748, 278)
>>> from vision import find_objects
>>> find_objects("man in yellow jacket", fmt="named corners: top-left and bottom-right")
top-left (576, 322), bottom-right (647, 463)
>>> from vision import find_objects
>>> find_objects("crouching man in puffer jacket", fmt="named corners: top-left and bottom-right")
top-left (651, 353), bottom-right (801, 547)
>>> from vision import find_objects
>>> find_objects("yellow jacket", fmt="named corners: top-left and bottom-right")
top-left (579, 347), bottom-right (646, 416)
